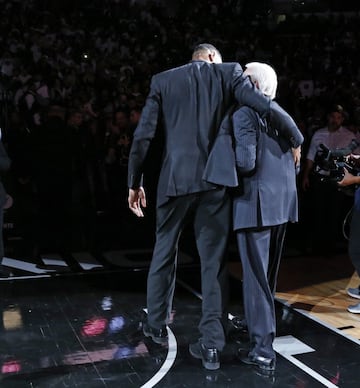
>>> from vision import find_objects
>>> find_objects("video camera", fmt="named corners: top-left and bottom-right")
top-left (314, 139), bottom-right (360, 185)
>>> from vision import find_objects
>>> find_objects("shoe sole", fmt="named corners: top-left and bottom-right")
top-left (347, 290), bottom-right (360, 299)
top-left (143, 327), bottom-right (168, 345)
top-left (189, 347), bottom-right (220, 370)
top-left (240, 357), bottom-right (275, 373)
top-left (347, 307), bottom-right (360, 313)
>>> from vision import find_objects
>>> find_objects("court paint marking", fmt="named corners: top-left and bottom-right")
top-left (41, 256), bottom-right (70, 267)
top-left (2, 257), bottom-right (51, 274)
top-left (71, 252), bottom-right (103, 270)
top-left (276, 297), bottom-right (360, 346)
top-left (140, 308), bottom-right (177, 388)
top-left (177, 278), bottom-right (340, 387)
top-left (0, 254), bottom-right (103, 279)
top-left (0, 274), bottom-right (51, 281)
top-left (274, 336), bottom-right (338, 388)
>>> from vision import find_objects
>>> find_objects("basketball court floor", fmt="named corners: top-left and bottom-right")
top-left (0, 235), bottom-right (360, 388)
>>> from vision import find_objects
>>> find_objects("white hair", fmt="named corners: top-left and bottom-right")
top-left (244, 62), bottom-right (278, 100)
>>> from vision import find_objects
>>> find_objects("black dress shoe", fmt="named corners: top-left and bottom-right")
top-left (230, 316), bottom-right (248, 332)
top-left (189, 340), bottom-right (220, 370)
top-left (238, 350), bottom-right (275, 373)
top-left (142, 322), bottom-right (168, 345)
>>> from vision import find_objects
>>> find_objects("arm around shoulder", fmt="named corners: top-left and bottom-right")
top-left (269, 101), bottom-right (304, 148)
top-left (233, 107), bottom-right (257, 174)
top-left (232, 65), bottom-right (271, 119)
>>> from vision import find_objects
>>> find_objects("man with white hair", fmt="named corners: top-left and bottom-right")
top-left (232, 62), bottom-right (301, 374)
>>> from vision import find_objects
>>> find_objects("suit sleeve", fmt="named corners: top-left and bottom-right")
top-left (202, 107), bottom-right (239, 187)
top-left (127, 76), bottom-right (161, 189)
top-left (232, 64), bottom-right (304, 148)
top-left (233, 107), bottom-right (257, 174)
top-left (269, 101), bottom-right (304, 148)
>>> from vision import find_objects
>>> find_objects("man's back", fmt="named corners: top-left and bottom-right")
top-left (131, 60), bottom-right (244, 205)
top-left (232, 106), bottom-right (298, 229)
top-left (155, 61), bottom-right (236, 141)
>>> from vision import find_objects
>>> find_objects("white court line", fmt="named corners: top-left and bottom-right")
top-left (278, 352), bottom-right (338, 388)
top-left (41, 257), bottom-right (69, 267)
top-left (274, 335), bottom-right (339, 388)
top-left (2, 257), bottom-right (51, 274)
top-left (0, 274), bottom-right (51, 281)
top-left (71, 252), bottom-right (103, 270)
top-left (176, 278), bottom-right (342, 387)
top-left (140, 309), bottom-right (178, 388)
top-left (140, 327), bottom-right (177, 388)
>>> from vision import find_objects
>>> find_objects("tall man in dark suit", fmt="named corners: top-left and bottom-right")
top-left (127, 44), bottom-right (303, 370)
top-left (231, 62), bottom-right (302, 374)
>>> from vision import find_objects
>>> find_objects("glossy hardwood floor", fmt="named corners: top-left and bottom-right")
top-left (276, 270), bottom-right (360, 343)
top-left (1, 213), bottom-right (360, 386)
top-left (229, 248), bottom-right (360, 344)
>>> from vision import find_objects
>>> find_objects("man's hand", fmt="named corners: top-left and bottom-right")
top-left (128, 187), bottom-right (147, 217)
top-left (302, 175), bottom-right (310, 191)
top-left (338, 168), bottom-right (358, 187)
top-left (291, 146), bottom-right (301, 166)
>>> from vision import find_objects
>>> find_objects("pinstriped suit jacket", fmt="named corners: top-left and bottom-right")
top-left (232, 106), bottom-right (299, 230)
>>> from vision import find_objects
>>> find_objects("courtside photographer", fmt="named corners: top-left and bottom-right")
top-left (301, 105), bottom-right (357, 254)
top-left (338, 155), bottom-right (360, 313)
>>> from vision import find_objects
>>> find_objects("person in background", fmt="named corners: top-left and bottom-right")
top-left (127, 43), bottom-right (303, 371)
top-left (31, 105), bottom-right (71, 257)
top-left (0, 130), bottom-right (11, 277)
top-left (301, 105), bottom-right (357, 254)
top-left (338, 157), bottom-right (360, 313)
top-left (67, 109), bottom-right (95, 252)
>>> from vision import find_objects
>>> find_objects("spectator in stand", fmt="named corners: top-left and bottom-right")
top-left (67, 108), bottom-right (96, 252)
top-left (31, 104), bottom-right (72, 257)
top-left (105, 110), bottom-right (131, 216)
top-left (0, 132), bottom-right (11, 277)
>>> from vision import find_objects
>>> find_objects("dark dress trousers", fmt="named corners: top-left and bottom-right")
top-left (232, 106), bottom-right (300, 360)
top-left (128, 60), bottom-right (302, 351)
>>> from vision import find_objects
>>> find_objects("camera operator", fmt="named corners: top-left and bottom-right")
top-left (301, 105), bottom-right (357, 255)
top-left (338, 157), bottom-right (360, 313)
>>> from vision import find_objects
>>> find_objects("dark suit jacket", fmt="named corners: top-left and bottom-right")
top-left (231, 106), bottom-right (299, 230)
top-left (128, 60), bottom-right (302, 207)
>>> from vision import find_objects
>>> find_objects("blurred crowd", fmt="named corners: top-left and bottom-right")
top-left (0, 0), bottom-right (360, 256)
